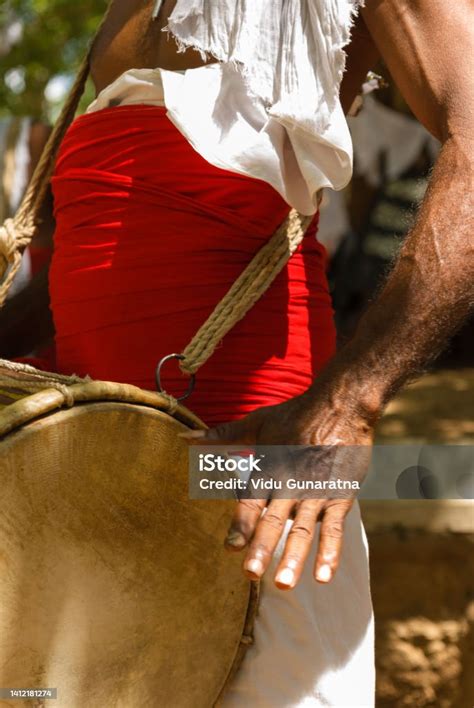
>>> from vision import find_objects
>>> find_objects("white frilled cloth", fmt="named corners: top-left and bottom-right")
top-left (89, 0), bottom-right (362, 215)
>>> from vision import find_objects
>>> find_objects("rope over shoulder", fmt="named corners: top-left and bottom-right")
top-left (0, 219), bottom-right (19, 265)
top-left (180, 209), bottom-right (314, 375)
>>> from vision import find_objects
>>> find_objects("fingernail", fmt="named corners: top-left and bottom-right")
top-left (244, 558), bottom-right (264, 577)
top-left (225, 530), bottom-right (247, 549)
top-left (316, 564), bottom-right (332, 583)
top-left (178, 430), bottom-right (206, 439)
top-left (275, 567), bottom-right (295, 588)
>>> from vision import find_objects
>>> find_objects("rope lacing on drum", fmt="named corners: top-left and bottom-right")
top-left (160, 392), bottom-right (180, 415)
top-left (0, 359), bottom-right (88, 408)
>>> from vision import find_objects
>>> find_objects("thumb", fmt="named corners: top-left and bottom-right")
top-left (179, 415), bottom-right (258, 444)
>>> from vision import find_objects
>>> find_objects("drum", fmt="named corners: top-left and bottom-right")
top-left (0, 369), bottom-right (256, 708)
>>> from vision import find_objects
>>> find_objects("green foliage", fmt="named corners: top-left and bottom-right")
top-left (0, 0), bottom-right (108, 120)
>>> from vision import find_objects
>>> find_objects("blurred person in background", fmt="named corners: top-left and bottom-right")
top-left (0, 115), bottom-right (51, 291)
top-left (0, 115), bottom-right (54, 362)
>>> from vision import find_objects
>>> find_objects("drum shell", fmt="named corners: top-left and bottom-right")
top-left (0, 381), bottom-right (254, 708)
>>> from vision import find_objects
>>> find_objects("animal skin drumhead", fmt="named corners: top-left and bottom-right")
top-left (0, 400), bottom-right (251, 708)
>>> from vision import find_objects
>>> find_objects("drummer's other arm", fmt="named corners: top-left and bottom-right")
top-left (326, 0), bottom-right (474, 418)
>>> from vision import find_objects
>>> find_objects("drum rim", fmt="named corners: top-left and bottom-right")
top-left (0, 379), bottom-right (206, 439)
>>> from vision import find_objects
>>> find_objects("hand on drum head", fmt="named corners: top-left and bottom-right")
top-left (180, 389), bottom-right (373, 590)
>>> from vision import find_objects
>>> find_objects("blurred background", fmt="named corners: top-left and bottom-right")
top-left (1, 2), bottom-right (473, 706)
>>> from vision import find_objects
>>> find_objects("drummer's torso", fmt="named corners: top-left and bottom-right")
top-left (90, 0), bottom-right (216, 94)
top-left (57, 0), bottom-right (338, 422)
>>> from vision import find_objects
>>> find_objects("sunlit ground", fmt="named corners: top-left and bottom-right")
top-left (376, 368), bottom-right (474, 443)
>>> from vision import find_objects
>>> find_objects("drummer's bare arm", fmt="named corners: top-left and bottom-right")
top-left (188, 0), bottom-right (474, 589)
top-left (339, 15), bottom-right (379, 114)
top-left (90, 0), bottom-right (215, 93)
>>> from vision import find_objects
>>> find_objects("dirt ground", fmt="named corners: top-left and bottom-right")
top-left (365, 368), bottom-right (474, 707)
top-left (375, 368), bottom-right (474, 444)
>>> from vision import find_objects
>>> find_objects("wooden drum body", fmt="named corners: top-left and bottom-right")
top-left (0, 379), bottom-right (254, 708)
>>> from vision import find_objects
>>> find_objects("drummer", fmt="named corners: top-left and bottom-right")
top-left (9, 0), bottom-right (474, 706)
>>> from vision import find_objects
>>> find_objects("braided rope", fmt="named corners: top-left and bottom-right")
top-left (0, 218), bottom-right (37, 298)
top-left (180, 210), bottom-right (313, 375)
top-left (0, 359), bottom-right (89, 407)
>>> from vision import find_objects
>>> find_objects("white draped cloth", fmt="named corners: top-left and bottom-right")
top-left (222, 505), bottom-right (375, 707)
top-left (92, 1), bottom-right (361, 213)
top-left (163, 0), bottom-right (360, 214)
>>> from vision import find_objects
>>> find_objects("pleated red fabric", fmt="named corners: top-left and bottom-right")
top-left (49, 105), bottom-right (336, 425)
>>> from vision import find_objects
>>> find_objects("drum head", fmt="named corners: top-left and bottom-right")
top-left (0, 398), bottom-right (251, 707)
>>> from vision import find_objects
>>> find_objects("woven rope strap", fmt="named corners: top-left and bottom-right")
top-left (180, 210), bottom-right (313, 375)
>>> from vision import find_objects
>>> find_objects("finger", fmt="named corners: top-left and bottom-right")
top-left (224, 498), bottom-right (267, 551)
top-left (274, 500), bottom-right (323, 590)
top-left (314, 501), bottom-right (352, 584)
top-left (179, 416), bottom-right (256, 444)
top-left (242, 499), bottom-right (294, 580)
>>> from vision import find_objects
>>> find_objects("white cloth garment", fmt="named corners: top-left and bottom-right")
top-left (221, 504), bottom-right (375, 708)
top-left (166, 0), bottom-right (359, 135)
top-left (88, 0), bottom-right (362, 214)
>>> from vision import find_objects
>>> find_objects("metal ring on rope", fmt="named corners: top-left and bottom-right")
top-left (155, 353), bottom-right (196, 402)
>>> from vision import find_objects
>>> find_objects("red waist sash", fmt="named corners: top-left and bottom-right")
top-left (50, 105), bottom-right (336, 424)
